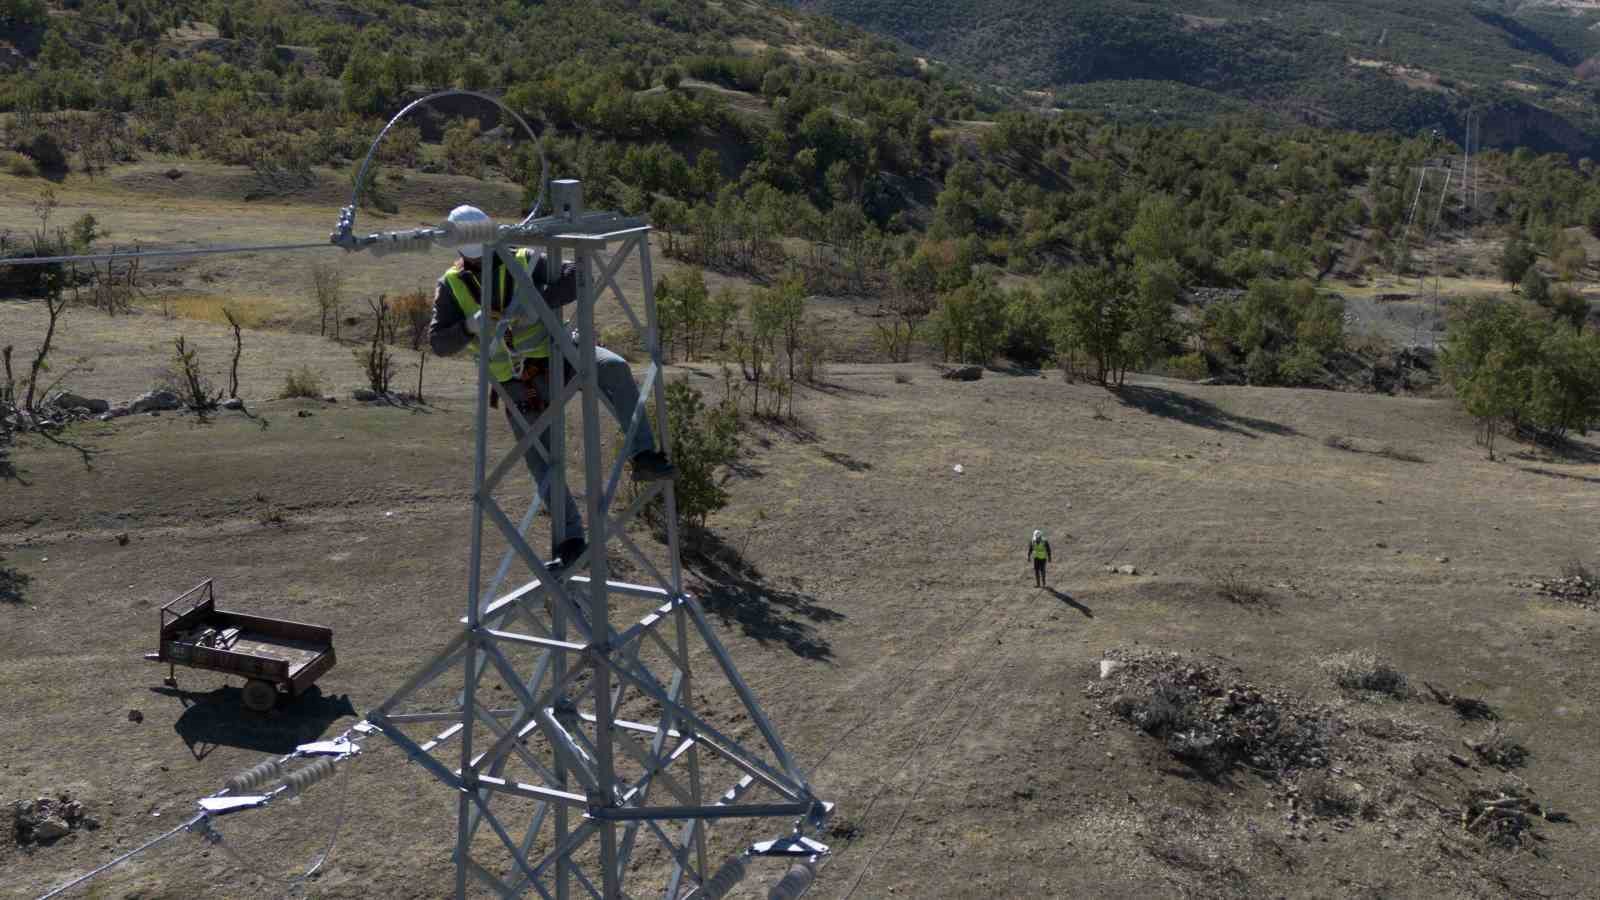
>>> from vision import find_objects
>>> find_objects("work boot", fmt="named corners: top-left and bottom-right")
top-left (629, 450), bottom-right (676, 482)
top-left (545, 537), bottom-right (587, 573)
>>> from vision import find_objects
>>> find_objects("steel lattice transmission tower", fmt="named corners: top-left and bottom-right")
top-left (339, 180), bottom-right (830, 899)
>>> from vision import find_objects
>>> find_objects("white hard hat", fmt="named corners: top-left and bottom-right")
top-left (1033, 529), bottom-right (1043, 541)
top-left (448, 205), bottom-right (490, 259)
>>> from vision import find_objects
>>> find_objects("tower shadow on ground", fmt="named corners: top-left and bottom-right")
top-left (683, 529), bottom-right (843, 662)
top-left (1112, 385), bottom-right (1299, 438)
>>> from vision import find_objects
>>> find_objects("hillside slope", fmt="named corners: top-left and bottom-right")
top-left (789, 0), bottom-right (1600, 154)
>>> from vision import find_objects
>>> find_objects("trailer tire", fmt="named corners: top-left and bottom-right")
top-left (242, 679), bottom-right (279, 712)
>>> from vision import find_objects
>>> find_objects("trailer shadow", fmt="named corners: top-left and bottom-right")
top-left (152, 684), bottom-right (358, 761)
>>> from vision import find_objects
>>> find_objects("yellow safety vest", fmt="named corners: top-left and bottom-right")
top-left (443, 248), bottom-right (549, 382)
top-left (1031, 539), bottom-right (1049, 560)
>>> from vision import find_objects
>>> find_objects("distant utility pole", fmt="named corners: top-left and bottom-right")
top-left (1461, 110), bottom-right (1482, 218)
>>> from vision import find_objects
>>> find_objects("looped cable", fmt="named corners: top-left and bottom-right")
top-left (340, 90), bottom-right (548, 246)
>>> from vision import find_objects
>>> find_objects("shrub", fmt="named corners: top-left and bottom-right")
top-left (1320, 650), bottom-right (1408, 699)
top-left (164, 336), bottom-right (221, 411)
top-left (1244, 347), bottom-right (1277, 385)
top-left (1299, 769), bottom-right (1362, 817)
top-left (1208, 565), bottom-right (1272, 606)
top-left (2, 151), bottom-right (37, 177)
top-left (1276, 344), bottom-right (1323, 385)
top-left (281, 365), bottom-right (324, 398)
top-left (1466, 726), bottom-right (1529, 769)
top-left (1162, 351), bottom-right (1208, 381)
top-left (0, 553), bottom-right (30, 604)
top-left (17, 131), bottom-right (66, 172)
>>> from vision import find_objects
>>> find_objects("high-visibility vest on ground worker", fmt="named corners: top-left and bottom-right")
top-left (443, 248), bottom-right (548, 382)
top-left (1032, 539), bottom-right (1049, 560)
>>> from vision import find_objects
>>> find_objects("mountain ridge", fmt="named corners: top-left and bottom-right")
top-left (787, 0), bottom-right (1600, 155)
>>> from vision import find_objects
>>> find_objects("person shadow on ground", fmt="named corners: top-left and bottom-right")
top-left (1045, 587), bottom-right (1093, 618)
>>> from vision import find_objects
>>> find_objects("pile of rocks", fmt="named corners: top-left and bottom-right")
top-left (12, 794), bottom-right (98, 845)
top-left (1518, 574), bottom-right (1596, 610)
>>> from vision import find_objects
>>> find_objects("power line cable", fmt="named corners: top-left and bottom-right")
top-left (0, 241), bottom-right (336, 268)
top-left (33, 815), bottom-right (203, 900)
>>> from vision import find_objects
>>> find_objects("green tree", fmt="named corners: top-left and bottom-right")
top-left (655, 267), bottom-right (710, 361)
top-left (40, 30), bottom-right (77, 69)
top-left (1551, 286), bottom-right (1591, 333)
top-left (1123, 194), bottom-right (1185, 266)
top-left (1442, 298), bottom-right (1541, 456)
top-left (1123, 259), bottom-right (1180, 371)
top-left (1522, 267), bottom-right (1550, 307)
top-left (660, 381), bottom-right (738, 530)
top-left (933, 275), bottom-right (1006, 364)
top-left (1002, 286), bottom-right (1052, 369)
top-left (1501, 239), bottom-right (1536, 290)
top-left (1048, 266), bottom-right (1132, 385)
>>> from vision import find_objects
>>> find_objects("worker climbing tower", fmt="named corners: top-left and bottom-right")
top-left (330, 136), bottom-right (830, 895)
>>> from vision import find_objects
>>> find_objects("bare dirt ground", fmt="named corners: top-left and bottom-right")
top-left (4, 165), bottom-right (1600, 898)
top-left (4, 309), bottom-right (1599, 897)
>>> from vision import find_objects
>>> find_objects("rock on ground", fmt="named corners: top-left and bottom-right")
top-left (129, 390), bottom-right (181, 414)
top-left (940, 365), bottom-right (983, 382)
top-left (54, 392), bottom-right (109, 414)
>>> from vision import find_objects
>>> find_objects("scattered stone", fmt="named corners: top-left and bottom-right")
top-left (1436, 556), bottom-right (1449, 564)
top-left (221, 398), bottom-right (243, 411)
top-left (296, 409), bottom-right (314, 418)
top-left (31, 816), bottom-right (70, 842)
top-left (1374, 541), bottom-right (1387, 549)
top-left (1116, 564), bottom-right (1139, 576)
top-left (129, 390), bottom-right (181, 414)
top-left (116, 532), bottom-right (129, 546)
top-left (127, 709), bottom-right (143, 723)
top-left (352, 388), bottom-right (379, 401)
top-left (323, 395), bottom-right (338, 403)
top-left (13, 794), bottom-right (95, 844)
top-left (939, 365), bottom-right (982, 382)
top-left (164, 168), bottom-right (184, 180)
top-left (1099, 659), bottom-right (1124, 680)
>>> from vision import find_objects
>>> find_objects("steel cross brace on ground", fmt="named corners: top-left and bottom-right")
top-left (348, 180), bottom-right (829, 899)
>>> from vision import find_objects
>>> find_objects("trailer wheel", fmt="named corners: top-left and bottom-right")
top-left (242, 679), bottom-right (278, 712)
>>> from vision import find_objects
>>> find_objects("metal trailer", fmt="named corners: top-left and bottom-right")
top-left (144, 579), bottom-right (337, 712)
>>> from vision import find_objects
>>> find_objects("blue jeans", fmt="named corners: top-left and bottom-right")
top-left (504, 346), bottom-right (656, 546)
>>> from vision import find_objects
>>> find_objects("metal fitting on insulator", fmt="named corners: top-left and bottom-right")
top-left (684, 855), bottom-right (747, 899)
top-left (767, 861), bottom-right (816, 900)
top-left (279, 757), bottom-right (339, 796)
top-left (438, 216), bottom-right (499, 248)
top-left (370, 229), bottom-right (438, 257)
top-left (329, 205), bottom-right (357, 248)
top-left (225, 758), bottom-right (284, 793)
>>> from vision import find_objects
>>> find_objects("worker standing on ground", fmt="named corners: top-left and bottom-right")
top-left (1029, 529), bottom-right (1052, 588)
top-left (426, 205), bottom-right (675, 570)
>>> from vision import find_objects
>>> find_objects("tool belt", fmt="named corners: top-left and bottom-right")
top-left (492, 357), bottom-right (552, 414)
top-left (499, 353), bottom-right (582, 416)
